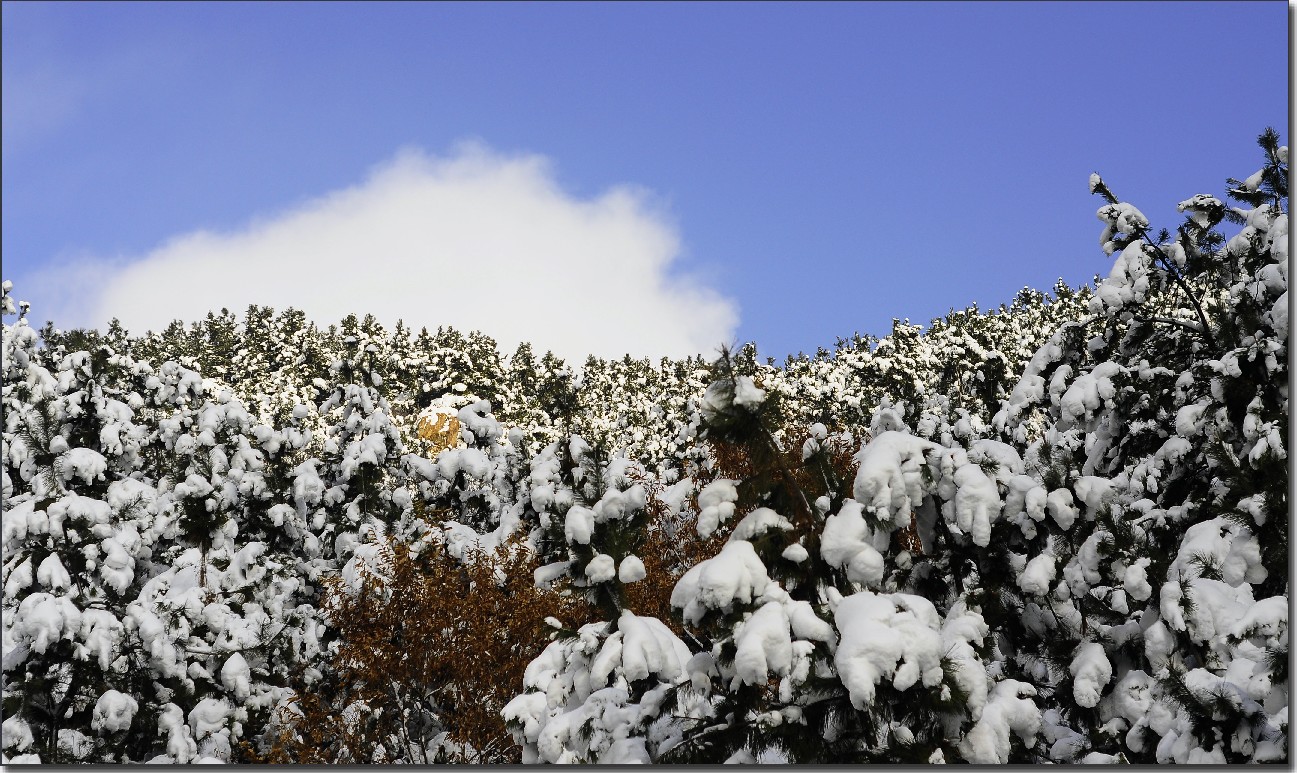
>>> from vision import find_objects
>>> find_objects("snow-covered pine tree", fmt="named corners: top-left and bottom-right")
top-left (196, 309), bottom-right (241, 386)
top-left (771, 282), bottom-right (1092, 442)
top-left (2, 289), bottom-right (165, 763)
top-left (124, 364), bottom-right (326, 762)
top-left (656, 347), bottom-right (1013, 764)
top-left (227, 306), bottom-right (279, 423)
top-left (132, 319), bottom-right (205, 376)
top-left (400, 398), bottom-right (531, 549)
top-left (658, 346), bottom-right (843, 763)
top-left (405, 325), bottom-right (506, 416)
top-left (977, 129), bottom-right (1289, 763)
top-left (315, 335), bottom-right (410, 559)
top-left (498, 342), bottom-right (546, 431)
top-left (269, 308), bottom-right (333, 427)
top-left (503, 431), bottom-right (696, 763)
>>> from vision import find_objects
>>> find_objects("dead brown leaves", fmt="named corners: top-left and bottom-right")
top-left (416, 412), bottom-right (462, 457)
top-left (251, 534), bottom-right (593, 764)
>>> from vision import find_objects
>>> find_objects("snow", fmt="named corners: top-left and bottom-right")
top-left (36, 554), bottom-right (71, 591)
top-left (91, 689), bottom-right (139, 734)
top-left (16, 592), bottom-right (81, 654)
top-left (220, 653), bottom-right (252, 701)
top-left (1176, 193), bottom-right (1224, 228)
top-left (969, 438), bottom-right (1023, 477)
top-left (1176, 577), bottom-right (1255, 649)
top-left (1168, 517), bottom-right (1268, 591)
top-left (453, 402), bottom-right (498, 443)
top-left (1060, 362), bottom-right (1121, 425)
top-left (340, 542), bottom-right (389, 594)
top-left (99, 534), bottom-right (139, 593)
top-left (1174, 402), bottom-right (1209, 437)
top-left (60, 447), bottom-right (108, 484)
top-left (1045, 488), bottom-right (1077, 530)
top-left (290, 459), bottom-right (325, 508)
top-left (79, 608), bottom-right (124, 670)
top-left (787, 599), bottom-right (836, 646)
top-left (505, 613), bottom-right (690, 764)
top-left (733, 601), bottom-right (793, 687)
top-left (149, 705), bottom-right (194, 762)
top-left (1268, 290), bottom-right (1289, 340)
top-left (1108, 669), bottom-right (1155, 732)
top-left (727, 507), bottom-right (792, 544)
top-left (1073, 476), bottom-right (1113, 513)
top-left (564, 505), bottom-right (595, 545)
top-left (732, 376), bottom-right (766, 410)
top-left (592, 481), bottom-right (646, 522)
top-left (598, 737), bottom-right (650, 764)
top-left (57, 729), bottom-right (94, 760)
top-left (584, 553), bottom-right (616, 583)
top-left (943, 449), bottom-right (1001, 547)
top-left (958, 680), bottom-right (1041, 763)
top-left (3, 558), bottom-right (32, 599)
top-left (188, 697), bottom-right (233, 760)
top-left (605, 611), bottom-right (690, 684)
top-left (833, 590), bottom-right (946, 709)
top-left (695, 479), bottom-right (738, 539)
top-left (1069, 641), bottom-right (1112, 708)
top-left (1230, 595), bottom-right (1287, 646)
top-left (435, 447), bottom-right (491, 481)
top-left (1017, 553), bottom-right (1056, 597)
top-left (47, 493), bottom-right (112, 535)
top-left (1122, 557), bottom-right (1152, 601)
top-left (1096, 202), bottom-right (1149, 254)
top-left (617, 555), bottom-right (646, 583)
top-left (853, 431), bottom-right (939, 528)
top-left (671, 540), bottom-right (775, 625)
top-left (780, 542), bottom-right (809, 563)
top-left (1005, 374), bottom-right (1046, 418)
top-left (340, 432), bottom-right (395, 477)
top-left (820, 499), bottom-right (889, 587)
top-left (2, 716), bottom-right (34, 753)
top-left (534, 560), bottom-right (572, 588)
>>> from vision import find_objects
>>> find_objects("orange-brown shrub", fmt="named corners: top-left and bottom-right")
top-left (415, 411), bottom-right (461, 456)
top-left (705, 424), bottom-right (858, 526)
top-left (249, 534), bottom-right (593, 764)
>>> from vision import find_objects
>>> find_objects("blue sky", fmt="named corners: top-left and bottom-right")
top-left (2, 1), bottom-right (1288, 362)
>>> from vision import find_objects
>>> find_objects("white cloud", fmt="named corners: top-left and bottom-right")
top-left (51, 142), bottom-right (739, 363)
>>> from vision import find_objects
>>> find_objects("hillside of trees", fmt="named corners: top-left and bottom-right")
top-left (1, 130), bottom-right (1287, 763)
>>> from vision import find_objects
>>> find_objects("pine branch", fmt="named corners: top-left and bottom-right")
top-left (1131, 314), bottom-right (1205, 336)
top-left (1133, 227), bottom-right (1216, 350)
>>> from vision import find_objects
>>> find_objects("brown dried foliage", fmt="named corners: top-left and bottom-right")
top-left (706, 425), bottom-right (858, 522)
top-left (250, 534), bottom-right (593, 764)
top-left (415, 412), bottom-right (461, 456)
top-left (705, 423), bottom-right (929, 564)
top-left (781, 427), bottom-right (859, 504)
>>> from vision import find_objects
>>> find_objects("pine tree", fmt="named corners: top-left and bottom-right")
top-left (980, 129), bottom-right (1289, 763)
top-left (503, 432), bottom-right (695, 763)
top-left (315, 336), bottom-right (409, 560)
top-left (2, 289), bottom-right (164, 762)
top-left (657, 348), bottom-right (1016, 763)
